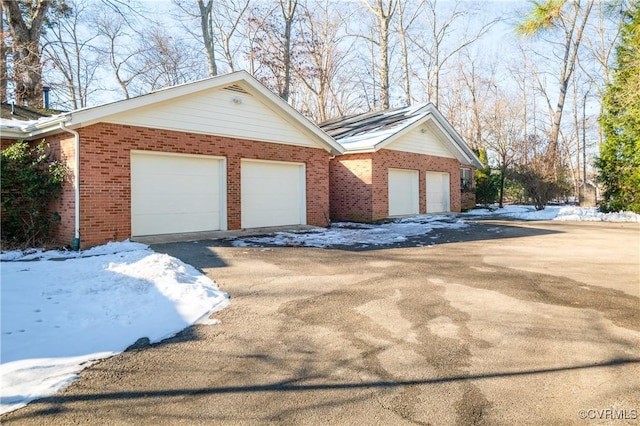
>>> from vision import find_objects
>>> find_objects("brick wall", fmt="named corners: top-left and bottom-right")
top-left (329, 154), bottom-right (374, 222)
top-left (1, 138), bottom-right (15, 149)
top-left (61, 123), bottom-right (331, 248)
top-left (46, 133), bottom-right (77, 245)
top-left (330, 149), bottom-right (463, 223)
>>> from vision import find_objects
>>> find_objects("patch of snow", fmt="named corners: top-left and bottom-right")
top-left (554, 206), bottom-right (640, 222)
top-left (337, 126), bottom-right (401, 150)
top-left (231, 215), bottom-right (467, 248)
top-left (337, 113), bottom-right (426, 151)
top-left (467, 205), bottom-right (640, 222)
top-left (0, 241), bottom-right (229, 414)
top-left (231, 206), bottom-right (637, 249)
top-left (0, 240), bottom-right (148, 262)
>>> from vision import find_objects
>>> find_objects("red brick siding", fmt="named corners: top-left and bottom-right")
top-left (68, 123), bottom-right (331, 248)
top-left (329, 154), bottom-right (374, 222)
top-left (330, 149), bottom-right (464, 223)
top-left (1, 138), bottom-right (16, 149)
top-left (46, 134), bottom-right (77, 246)
top-left (70, 123), bottom-right (329, 247)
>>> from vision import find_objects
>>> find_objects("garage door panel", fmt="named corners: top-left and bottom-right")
top-left (426, 172), bottom-right (450, 213)
top-left (131, 153), bottom-right (225, 236)
top-left (135, 176), bottom-right (203, 194)
top-left (241, 160), bottom-right (306, 228)
top-left (134, 194), bottom-right (219, 215)
top-left (133, 212), bottom-right (219, 236)
top-left (388, 169), bottom-right (419, 216)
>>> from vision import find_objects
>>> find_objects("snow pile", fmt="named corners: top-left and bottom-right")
top-left (0, 241), bottom-right (229, 414)
top-left (0, 240), bottom-right (148, 261)
top-left (468, 205), bottom-right (640, 222)
top-left (232, 215), bottom-right (467, 248)
top-left (554, 206), bottom-right (640, 222)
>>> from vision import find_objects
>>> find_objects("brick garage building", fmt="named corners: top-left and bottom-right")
top-left (321, 104), bottom-right (482, 222)
top-left (1, 71), bottom-right (342, 249)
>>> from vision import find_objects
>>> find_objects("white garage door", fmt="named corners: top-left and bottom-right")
top-left (388, 168), bottom-right (419, 216)
top-left (241, 160), bottom-right (306, 228)
top-left (131, 152), bottom-right (226, 236)
top-left (426, 171), bottom-right (450, 213)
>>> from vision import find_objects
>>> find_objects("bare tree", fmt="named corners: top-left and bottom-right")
top-left (1, 1), bottom-right (8, 102)
top-left (293, 0), bottom-right (353, 121)
top-left (242, 4), bottom-right (273, 75)
top-left (280, 0), bottom-right (298, 101)
top-left (137, 26), bottom-right (205, 91)
top-left (42, 0), bottom-right (100, 109)
top-left (456, 50), bottom-right (496, 152)
top-left (93, 6), bottom-right (148, 99)
top-left (362, 0), bottom-right (396, 110)
top-left (484, 94), bottom-right (525, 207)
top-left (412, 0), bottom-right (498, 108)
top-left (2, 0), bottom-right (53, 106)
top-left (395, 0), bottom-right (424, 106)
top-left (247, 0), bottom-right (299, 101)
top-left (211, 0), bottom-right (250, 72)
top-left (197, 0), bottom-right (217, 76)
top-left (517, 0), bottom-right (595, 166)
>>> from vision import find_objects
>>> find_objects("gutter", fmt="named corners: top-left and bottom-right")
top-left (58, 122), bottom-right (81, 251)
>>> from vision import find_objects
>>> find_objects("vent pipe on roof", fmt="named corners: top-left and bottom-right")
top-left (43, 86), bottom-right (51, 109)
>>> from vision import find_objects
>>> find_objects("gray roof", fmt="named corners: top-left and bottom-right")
top-left (319, 103), bottom-right (482, 168)
top-left (1, 103), bottom-right (65, 121)
top-left (320, 104), bottom-right (427, 141)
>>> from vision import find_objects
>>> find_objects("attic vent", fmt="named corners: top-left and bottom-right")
top-left (224, 84), bottom-right (250, 95)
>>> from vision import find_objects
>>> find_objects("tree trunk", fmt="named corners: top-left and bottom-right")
top-left (499, 166), bottom-right (506, 208)
top-left (282, 12), bottom-right (293, 101)
top-left (277, 0), bottom-right (298, 101)
top-left (364, 0), bottom-right (395, 110)
top-left (0, 1), bottom-right (7, 103)
top-left (547, 1), bottom-right (594, 171)
top-left (3, 0), bottom-right (52, 106)
top-left (197, 0), bottom-right (217, 76)
top-left (399, 27), bottom-right (411, 106)
top-left (379, 22), bottom-right (390, 109)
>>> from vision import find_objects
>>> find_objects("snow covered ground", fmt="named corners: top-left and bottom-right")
top-left (467, 205), bottom-right (640, 222)
top-left (1, 205), bottom-right (637, 415)
top-left (0, 242), bottom-right (229, 414)
top-left (232, 214), bottom-right (468, 249)
top-left (231, 206), bottom-right (639, 249)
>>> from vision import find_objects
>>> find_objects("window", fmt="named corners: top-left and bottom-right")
top-left (460, 168), bottom-right (472, 190)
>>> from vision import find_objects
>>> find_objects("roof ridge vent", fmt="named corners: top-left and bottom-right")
top-left (224, 84), bottom-right (250, 95)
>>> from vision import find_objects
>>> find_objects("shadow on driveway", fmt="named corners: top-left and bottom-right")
top-left (8, 357), bottom-right (637, 422)
top-left (151, 221), bottom-right (564, 263)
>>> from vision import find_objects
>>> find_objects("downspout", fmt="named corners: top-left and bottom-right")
top-left (59, 122), bottom-right (81, 250)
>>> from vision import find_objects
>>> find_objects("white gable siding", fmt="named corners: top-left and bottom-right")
top-left (105, 87), bottom-right (319, 148)
top-left (385, 124), bottom-right (455, 158)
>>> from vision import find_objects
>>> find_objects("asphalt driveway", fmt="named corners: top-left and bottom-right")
top-left (3, 220), bottom-right (639, 425)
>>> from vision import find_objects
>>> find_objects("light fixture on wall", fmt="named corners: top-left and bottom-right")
top-left (232, 97), bottom-right (242, 104)
top-left (420, 128), bottom-right (427, 134)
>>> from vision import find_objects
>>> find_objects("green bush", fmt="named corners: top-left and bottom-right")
top-left (596, 3), bottom-right (640, 214)
top-left (1, 140), bottom-right (67, 248)
top-left (475, 171), bottom-right (498, 206)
